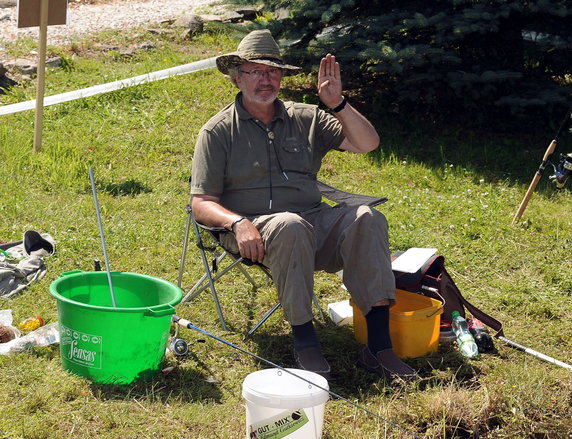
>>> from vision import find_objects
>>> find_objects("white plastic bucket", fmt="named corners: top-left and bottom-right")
top-left (242, 368), bottom-right (329, 439)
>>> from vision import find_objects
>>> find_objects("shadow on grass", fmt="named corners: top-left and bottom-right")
top-left (27, 343), bottom-right (224, 403)
top-left (100, 179), bottom-right (152, 197)
top-left (87, 350), bottom-right (224, 404)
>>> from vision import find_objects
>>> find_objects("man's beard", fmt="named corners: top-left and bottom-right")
top-left (249, 86), bottom-right (278, 104)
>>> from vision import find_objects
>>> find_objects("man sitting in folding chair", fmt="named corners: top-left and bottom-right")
top-left (190, 29), bottom-right (415, 381)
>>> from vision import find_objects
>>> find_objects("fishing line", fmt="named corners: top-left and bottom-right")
top-left (172, 316), bottom-right (422, 439)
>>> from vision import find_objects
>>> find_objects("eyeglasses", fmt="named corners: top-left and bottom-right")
top-left (239, 68), bottom-right (283, 80)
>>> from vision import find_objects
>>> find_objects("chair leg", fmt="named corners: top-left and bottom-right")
top-left (248, 302), bottom-right (282, 335)
top-left (177, 210), bottom-right (193, 288)
top-left (192, 218), bottom-right (228, 331)
top-left (182, 252), bottom-right (240, 302)
top-left (312, 294), bottom-right (326, 321)
top-left (179, 217), bottom-right (265, 332)
top-left (246, 294), bottom-right (324, 336)
top-left (245, 264), bottom-right (324, 334)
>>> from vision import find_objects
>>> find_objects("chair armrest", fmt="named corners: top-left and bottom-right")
top-left (316, 180), bottom-right (388, 208)
top-left (195, 222), bottom-right (228, 234)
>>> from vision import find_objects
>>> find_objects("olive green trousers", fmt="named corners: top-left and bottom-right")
top-left (221, 205), bottom-right (395, 326)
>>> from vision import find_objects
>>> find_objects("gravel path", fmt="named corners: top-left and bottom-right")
top-left (0, 0), bottom-right (221, 48)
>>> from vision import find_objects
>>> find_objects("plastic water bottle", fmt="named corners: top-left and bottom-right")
top-left (451, 311), bottom-right (479, 358)
top-left (468, 318), bottom-right (494, 352)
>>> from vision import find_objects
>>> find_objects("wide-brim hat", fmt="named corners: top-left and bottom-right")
top-left (216, 29), bottom-right (301, 76)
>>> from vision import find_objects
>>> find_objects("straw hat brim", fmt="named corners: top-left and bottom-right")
top-left (216, 53), bottom-right (301, 76)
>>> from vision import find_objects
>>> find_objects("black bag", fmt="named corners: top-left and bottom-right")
top-left (394, 255), bottom-right (504, 337)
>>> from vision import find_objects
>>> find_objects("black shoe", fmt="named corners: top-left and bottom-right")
top-left (357, 346), bottom-right (417, 382)
top-left (293, 346), bottom-right (331, 380)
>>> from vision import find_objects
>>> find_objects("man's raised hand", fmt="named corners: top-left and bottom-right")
top-left (318, 53), bottom-right (343, 109)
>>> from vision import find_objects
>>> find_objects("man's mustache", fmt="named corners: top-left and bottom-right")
top-left (256, 86), bottom-right (277, 92)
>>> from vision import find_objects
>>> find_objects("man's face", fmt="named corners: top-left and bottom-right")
top-left (235, 62), bottom-right (284, 105)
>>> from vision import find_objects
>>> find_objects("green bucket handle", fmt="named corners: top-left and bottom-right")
top-left (59, 270), bottom-right (84, 277)
top-left (59, 270), bottom-right (121, 277)
top-left (145, 305), bottom-right (176, 317)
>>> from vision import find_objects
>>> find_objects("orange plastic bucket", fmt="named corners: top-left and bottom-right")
top-left (351, 289), bottom-right (443, 358)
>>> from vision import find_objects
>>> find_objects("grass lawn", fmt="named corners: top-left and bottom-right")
top-left (1, 19), bottom-right (571, 439)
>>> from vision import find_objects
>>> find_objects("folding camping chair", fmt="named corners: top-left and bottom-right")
top-left (177, 180), bottom-right (388, 334)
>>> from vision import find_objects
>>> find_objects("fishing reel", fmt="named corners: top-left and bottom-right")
top-left (168, 337), bottom-right (189, 356)
top-left (167, 319), bottom-right (206, 357)
top-left (549, 153), bottom-right (572, 189)
top-left (167, 321), bottom-right (190, 356)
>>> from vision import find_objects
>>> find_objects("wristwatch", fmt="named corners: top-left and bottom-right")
top-left (230, 216), bottom-right (247, 232)
top-left (330, 96), bottom-right (347, 113)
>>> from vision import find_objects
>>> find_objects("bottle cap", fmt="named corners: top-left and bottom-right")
top-left (451, 310), bottom-right (461, 318)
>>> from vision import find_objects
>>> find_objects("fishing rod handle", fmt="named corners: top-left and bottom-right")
top-left (541, 139), bottom-right (558, 162)
top-left (512, 139), bottom-right (558, 224)
top-left (172, 315), bottom-right (192, 328)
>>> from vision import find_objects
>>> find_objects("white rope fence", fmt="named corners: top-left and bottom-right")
top-left (0, 56), bottom-right (217, 116)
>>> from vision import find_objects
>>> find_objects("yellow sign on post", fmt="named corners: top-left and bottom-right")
top-left (17, 0), bottom-right (68, 152)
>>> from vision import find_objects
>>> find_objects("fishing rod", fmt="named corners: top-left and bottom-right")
top-left (512, 104), bottom-right (572, 224)
top-left (172, 316), bottom-right (423, 439)
top-left (497, 336), bottom-right (572, 371)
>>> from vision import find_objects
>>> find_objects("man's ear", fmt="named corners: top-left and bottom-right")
top-left (234, 73), bottom-right (242, 88)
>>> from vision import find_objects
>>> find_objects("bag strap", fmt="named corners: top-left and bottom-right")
top-left (441, 266), bottom-right (504, 337)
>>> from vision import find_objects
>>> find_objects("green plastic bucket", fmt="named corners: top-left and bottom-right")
top-left (49, 271), bottom-right (182, 385)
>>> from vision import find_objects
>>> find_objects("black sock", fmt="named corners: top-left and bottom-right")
top-left (365, 305), bottom-right (392, 354)
top-left (292, 320), bottom-right (319, 351)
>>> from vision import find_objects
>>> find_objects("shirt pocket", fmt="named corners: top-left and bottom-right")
top-left (277, 136), bottom-right (313, 174)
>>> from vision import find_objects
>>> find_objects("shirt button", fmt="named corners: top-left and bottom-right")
top-left (268, 131), bottom-right (275, 140)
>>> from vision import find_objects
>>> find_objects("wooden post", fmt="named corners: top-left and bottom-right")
top-left (18, 0), bottom-right (68, 151)
top-left (33, 0), bottom-right (49, 153)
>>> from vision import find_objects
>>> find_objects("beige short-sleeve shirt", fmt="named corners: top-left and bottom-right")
top-left (191, 93), bottom-right (345, 216)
